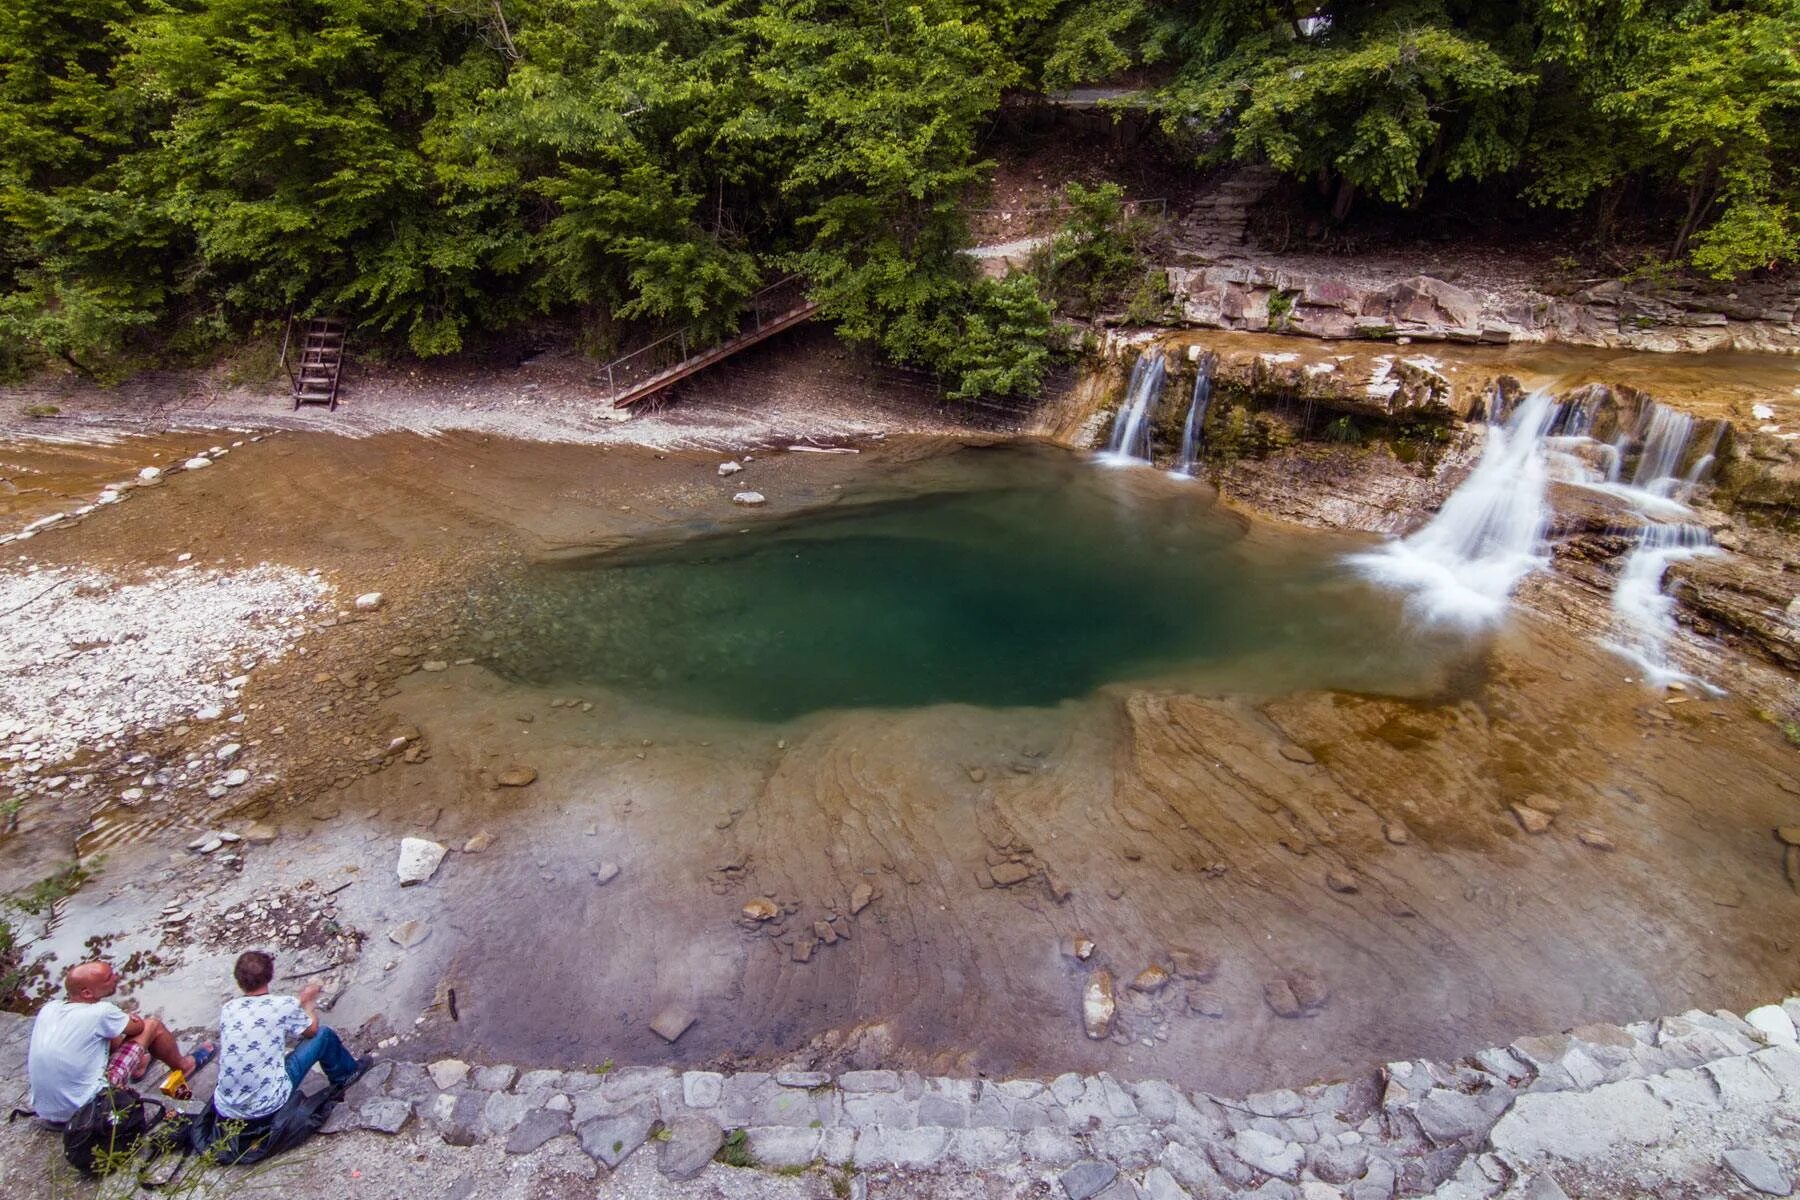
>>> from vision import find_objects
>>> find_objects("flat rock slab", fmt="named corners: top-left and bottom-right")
top-left (358, 1098), bottom-right (413, 1135)
top-left (650, 1006), bottom-right (695, 1043)
top-left (658, 1113), bottom-right (724, 1180)
top-left (1060, 1160), bottom-right (1120, 1200)
top-left (1723, 1147), bottom-right (1793, 1196)
top-left (578, 1110), bottom-right (655, 1168)
top-left (505, 1108), bottom-right (571, 1155)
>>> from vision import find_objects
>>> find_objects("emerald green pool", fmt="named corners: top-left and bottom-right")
top-left (464, 444), bottom-right (1453, 720)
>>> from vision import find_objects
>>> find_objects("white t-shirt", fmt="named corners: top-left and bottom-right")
top-left (214, 994), bottom-right (311, 1120)
top-left (28, 998), bottom-right (129, 1122)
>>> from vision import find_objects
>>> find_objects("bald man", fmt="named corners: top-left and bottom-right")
top-left (26, 961), bottom-right (211, 1124)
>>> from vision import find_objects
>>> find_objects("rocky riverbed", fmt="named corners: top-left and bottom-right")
top-left (0, 334), bottom-right (1797, 1198)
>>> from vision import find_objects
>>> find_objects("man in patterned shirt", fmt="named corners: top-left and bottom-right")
top-left (212, 950), bottom-right (362, 1123)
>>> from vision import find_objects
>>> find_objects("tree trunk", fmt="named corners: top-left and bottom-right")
top-left (1671, 166), bottom-right (1717, 259)
top-left (1330, 177), bottom-right (1357, 223)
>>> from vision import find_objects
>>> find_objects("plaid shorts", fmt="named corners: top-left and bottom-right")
top-left (106, 1041), bottom-right (148, 1087)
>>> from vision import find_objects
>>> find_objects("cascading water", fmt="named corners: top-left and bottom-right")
top-left (1629, 404), bottom-right (1699, 496)
top-left (1172, 354), bottom-right (1215, 477)
top-left (1606, 523), bottom-right (1720, 687)
top-left (1099, 352), bottom-right (1167, 465)
top-left (1349, 390), bottom-right (1559, 628)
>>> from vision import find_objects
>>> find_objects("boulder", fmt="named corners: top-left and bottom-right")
top-left (1722, 1147), bottom-right (1793, 1196)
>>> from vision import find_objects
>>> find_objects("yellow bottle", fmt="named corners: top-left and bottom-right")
top-left (159, 1069), bottom-right (190, 1099)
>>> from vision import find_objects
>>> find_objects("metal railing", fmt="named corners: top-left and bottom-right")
top-left (596, 276), bottom-right (814, 398)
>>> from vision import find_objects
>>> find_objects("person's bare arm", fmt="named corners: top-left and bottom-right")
top-left (295, 984), bottom-right (322, 1038)
top-left (111, 1014), bottom-right (146, 1048)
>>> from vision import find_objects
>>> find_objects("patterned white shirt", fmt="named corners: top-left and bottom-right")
top-left (214, 994), bottom-right (311, 1119)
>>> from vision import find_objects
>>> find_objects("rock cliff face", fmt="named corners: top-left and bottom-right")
top-left (1164, 263), bottom-right (1800, 354)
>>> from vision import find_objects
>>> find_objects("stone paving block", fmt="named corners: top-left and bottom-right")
top-left (1008, 1100), bottom-right (1059, 1130)
top-left (717, 1071), bottom-right (773, 1124)
top-left (505, 1109), bottom-right (571, 1155)
top-left (482, 1088), bottom-right (532, 1134)
top-left (682, 1070), bottom-right (723, 1109)
top-left (1052, 1073), bottom-right (1087, 1105)
top-left (1645, 1067), bottom-right (1721, 1108)
top-left (844, 1092), bottom-right (918, 1128)
top-left (841, 1069), bottom-right (901, 1093)
top-left (386, 1061), bottom-right (435, 1104)
top-left (756, 1087), bottom-right (830, 1127)
top-left (853, 1125), bottom-right (951, 1168)
top-left (1091, 1123), bottom-right (1165, 1170)
top-left (1721, 1146), bottom-right (1793, 1196)
top-left (577, 1108), bottom-right (655, 1168)
top-left (656, 1114), bottom-right (723, 1180)
top-left (1703, 1054), bottom-right (1782, 1108)
top-left (474, 1064), bottom-right (518, 1091)
top-left (1474, 1047), bottom-right (1531, 1083)
top-left (573, 1087), bottom-right (636, 1125)
top-left (432, 1092), bottom-right (485, 1146)
top-left (1351, 1155), bottom-right (1398, 1200)
top-left (745, 1126), bottom-right (822, 1167)
top-left (1750, 1046), bottom-right (1800, 1098)
top-left (1140, 1165), bottom-right (1193, 1200)
top-left (1128, 1080), bottom-right (1181, 1125)
top-left (1308, 1142), bottom-right (1369, 1184)
top-left (1024, 1128), bottom-right (1085, 1166)
top-left (818, 1127), bottom-right (856, 1165)
top-left (343, 1060), bottom-right (393, 1107)
top-left (1489, 1079), bottom-right (1673, 1162)
top-left (1415, 1088), bottom-right (1502, 1144)
top-left (946, 1127), bottom-right (1017, 1168)
top-left (970, 1083), bottom-right (1014, 1125)
top-left (602, 1067), bottom-right (673, 1105)
top-left (1247, 1088), bottom-right (1305, 1118)
top-left (1060, 1161), bottom-right (1121, 1200)
top-left (428, 1059), bottom-right (471, 1090)
top-left (1233, 1128), bottom-right (1303, 1180)
top-left (1096, 1074), bottom-right (1142, 1121)
top-left (515, 1068), bottom-right (562, 1094)
top-left (358, 1098), bottom-right (413, 1134)
top-left (1206, 1141), bottom-right (1257, 1188)
top-left (998, 1078), bottom-right (1048, 1101)
top-left (1159, 1141), bottom-right (1225, 1192)
top-left (919, 1094), bottom-right (970, 1127)
top-left (774, 1070), bottom-right (831, 1088)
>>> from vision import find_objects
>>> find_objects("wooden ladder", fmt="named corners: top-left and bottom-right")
top-left (287, 317), bottom-right (346, 410)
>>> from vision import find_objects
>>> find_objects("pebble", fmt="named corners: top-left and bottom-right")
top-left (389, 920), bottom-right (429, 948)
top-left (743, 898), bottom-right (779, 921)
top-left (1577, 829), bottom-right (1616, 851)
top-left (222, 768), bottom-right (249, 787)
top-left (1383, 821), bottom-right (1411, 845)
top-left (732, 491), bottom-right (767, 506)
top-left (1083, 971), bottom-right (1117, 1039)
top-left (354, 592), bottom-right (384, 611)
top-left (183, 457), bottom-right (211, 470)
top-left (495, 766), bottom-right (537, 787)
top-left (1131, 965), bottom-right (1171, 993)
top-left (1326, 869), bottom-right (1360, 894)
top-left (718, 461), bottom-right (743, 476)
top-left (463, 831), bottom-right (494, 853)
top-left (594, 862), bottom-right (620, 885)
top-left (1511, 802), bottom-right (1554, 834)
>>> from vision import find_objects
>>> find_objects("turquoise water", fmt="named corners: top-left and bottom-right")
top-left (465, 444), bottom-right (1452, 721)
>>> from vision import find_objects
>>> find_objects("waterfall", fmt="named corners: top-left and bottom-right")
top-left (1172, 354), bottom-right (1215, 477)
top-left (1606, 523), bottom-right (1720, 687)
top-left (1099, 352), bottom-right (1167, 465)
top-left (1349, 390), bottom-right (1559, 628)
top-left (1629, 404), bottom-right (1698, 496)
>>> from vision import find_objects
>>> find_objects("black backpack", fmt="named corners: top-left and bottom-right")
top-left (61, 1085), bottom-right (177, 1176)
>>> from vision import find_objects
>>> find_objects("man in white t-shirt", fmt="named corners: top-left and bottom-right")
top-left (213, 950), bottom-right (363, 1122)
top-left (27, 961), bottom-right (210, 1124)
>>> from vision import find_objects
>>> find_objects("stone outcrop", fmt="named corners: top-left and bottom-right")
top-left (1164, 263), bottom-right (1800, 354)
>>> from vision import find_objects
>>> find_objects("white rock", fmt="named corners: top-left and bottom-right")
top-left (183, 457), bottom-right (212, 470)
top-left (195, 705), bottom-right (224, 721)
top-left (138, 467), bottom-right (163, 482)
top-left (427, 1059), bottom-right (470, 1090)
top-left (396, 837), bottom-right (448, 886)
top-left (222, 768), bottom-right (249, 787)
top-left (1752, 403), bottom-right (1775, 421)
top-left (215, 743), bottom-right (242, 761)
top-left (1746, 1004), bottom-right (1798, 1046)
top-left (732, 491), bottom-right (767, 506)
top-left (718, 461), bottom-right (743, 476)
top-left (176, 552), bottom-right (192, 562)
top-left (354, 592), bottom-right (384, 612)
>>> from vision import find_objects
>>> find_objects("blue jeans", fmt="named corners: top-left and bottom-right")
top-left (285, 1026), bottom-right (357, 1090)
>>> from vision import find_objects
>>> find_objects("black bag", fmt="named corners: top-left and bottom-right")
top-left (62, 1085), bottom-right (174, 1176)
top-left (186, 1084), bottom-right (338, 1166)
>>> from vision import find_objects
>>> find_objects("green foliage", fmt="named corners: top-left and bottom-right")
top-left (716, 1128), bottom-right (758, 1168)
top-left (1033, 182), bottom-right (1159, 318)
top-left (2, 0), bottom-right (1795, 386)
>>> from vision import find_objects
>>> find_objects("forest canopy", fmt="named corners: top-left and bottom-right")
top-left (1, 0), bottom-right (1795, 388)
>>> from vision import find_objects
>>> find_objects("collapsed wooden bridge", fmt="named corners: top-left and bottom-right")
top-left (595, 276), bottom-right (818, 408)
